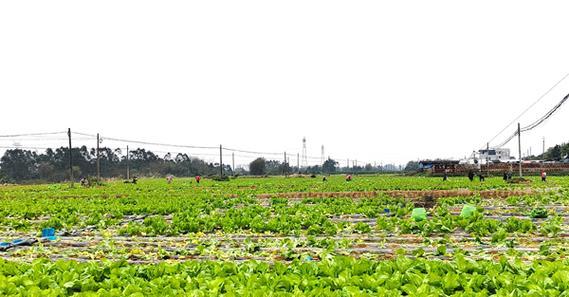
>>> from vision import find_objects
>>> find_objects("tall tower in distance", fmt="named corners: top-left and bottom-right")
top-left (301, 137), bottom-right (308, 168)
top-left (321, 145), bottom-right (325, 166)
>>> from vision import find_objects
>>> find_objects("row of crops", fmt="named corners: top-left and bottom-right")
top-left (1, 175), bottom-right (569, 295)
top-left (3, 256), bottom-right (569, 296)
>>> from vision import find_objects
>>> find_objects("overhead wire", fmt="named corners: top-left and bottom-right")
top-left (521, 92), bottom-right (569, 132)
top-left (222, 147), bottom-right (283, 156)
top-left (495, 91), bottom-right (569, 148)
top-left (0, 131), bottom-right (67, 138)
top-left (72, 131), bottom-right (218, 150)
top-left (485, 71), bottom-right (569, 148)
top-left (0, 146), bottom-right (52, 150)
top-left (0, 130), bottom-right (379, 168)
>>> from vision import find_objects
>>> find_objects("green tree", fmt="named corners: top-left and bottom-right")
top-left (249, 158), bottom-right (266, 175)
top-left (0, 149), bottom-right (38, 181)
top-left (405, 161), bottom-right (420, 171)
top-left (322, 158), bottom-right (338, 173)
top-left (549, 145), bottom-right (562, 161)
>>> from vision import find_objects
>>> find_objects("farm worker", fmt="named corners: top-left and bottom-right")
top-left (346, 174), bottom-right (352, 182)
top-left (541, 170), bottom-right (547, 182)
top-left (503, 172), bottom-right (508, 181)
top-left (322, 176), bottom-right (328, 182)
top-left (443, 171), bottom-right (448, 181)
top-left (478, 173), bottom-right (485, 182)
top-left (468, 171), bottom-right (475, 182)
top-left (166, 175), bottom-right (174, 184)
top-left (195, 175), bottom-right (201, 184)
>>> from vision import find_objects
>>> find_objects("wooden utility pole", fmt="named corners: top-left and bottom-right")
top-left (68, 128), bottom-right (73, 185)
top-left (219, 145), bottom-right (223, 178)
top-left (96, 133), bottom-right (100, 182)
top-left (232, 152), bottom-right (235, 176)
top-left (518, 123), bottom-right (522, 177)
top-left (486, 142), bottom-right (490, 177)
top-left (283, 152), bottom-right (287, 176)
top-left (126, 145), bottom-right (130, 180)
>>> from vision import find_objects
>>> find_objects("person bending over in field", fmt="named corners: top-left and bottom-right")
top-left (541, 170), bottom-right (547, 182)
top-left (123, 176), bottom-right (137, 184)
top-left (195, 175), bottom-right (201, 184)
top-left (468, 171), bottom-right (475, 182)
top-left (166, 175), bottom-right (174, 184)
top-left (345, 174), bottom-right (352, 182)
top-left (478, 173), bottom-right (485, 182)
top-left (80, 177), bottom-right (90, 187)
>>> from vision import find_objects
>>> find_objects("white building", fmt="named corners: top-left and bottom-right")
top-left (478, 148), bottom-right (511, 162)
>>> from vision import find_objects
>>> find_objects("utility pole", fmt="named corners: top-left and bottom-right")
top-left (320, 145), bottom-right (324, 167)
top-left (347, 159), bottom-right (349, 171)
top-left (283, 152), bottom-right (287, 176)
top-left (126, 145), bottom-right (130, 180)
top-left (68, 128), bottom-right (73, 185)
top-left (232, 152), bottom-right (235, 176)
top-left (486, 142), bottom-right (490, 177)
top-left (518, 123), bottom-right (522, 177)
top-left (297, 153), bottom-right (300, 173)
top-left (96, 133), bottom-right (100, 182)
top-left (219, 145), bottom-right (223, 178)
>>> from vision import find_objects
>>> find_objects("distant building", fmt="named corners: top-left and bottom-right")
top-left (478, 148), bottom-right (511, 162)
top-left (419, 160), bottom-right (461, 174)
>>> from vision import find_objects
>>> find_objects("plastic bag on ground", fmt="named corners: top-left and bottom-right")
top-left (411, 208), bottom-right (427, 221)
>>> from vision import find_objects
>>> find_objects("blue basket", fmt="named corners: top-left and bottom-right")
top-left (384, 208), bottom-right (390, 213)
top-left (42, 228), bottom-right (55, 238)
top-left (42, 228), bottom-right (57, 241)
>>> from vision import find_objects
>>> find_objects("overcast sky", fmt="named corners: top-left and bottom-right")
top-left (1, 1), bottom-right (569, 166)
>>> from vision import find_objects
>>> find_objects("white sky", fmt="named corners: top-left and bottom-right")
top-left (1, 1), bottom-right (569, 166)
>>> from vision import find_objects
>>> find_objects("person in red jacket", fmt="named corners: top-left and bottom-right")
top-left (541, 170), bottom-right (547, 182)
top-left (195, 175), bottom-right (201, 184)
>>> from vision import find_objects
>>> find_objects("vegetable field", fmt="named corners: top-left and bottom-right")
top-left (2, 175), bottom-right (569, 296)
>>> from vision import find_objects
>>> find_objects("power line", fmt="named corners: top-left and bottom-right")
top-left (1, 130), bottom-right (382, 167)
top-left (485, 71), bottom-right (569, 148)
top-left (222, 147), bottom-right (282, 156)
top-left (0, 131), bottom-right (66, 138)
top-left (0, 146), bottom-right (52, 150)
top-left (73, 131), bottom-right (218, 150)
top-left (521, 92), bottom-right (569, 132)
top-left (0, 137), bottom-right (92, 142)
top-left (495, 91), bottom-right (569, 148)
top-left (73, 131), bottom-right (351, 161)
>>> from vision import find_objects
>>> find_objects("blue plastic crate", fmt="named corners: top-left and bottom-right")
top-left (42, 228), bottom-right (55, 237)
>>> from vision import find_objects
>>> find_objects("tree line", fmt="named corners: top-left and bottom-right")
top-left (247, 157), bottom-right (401, 176)
top-left (0, 147), bottom-right (403, 183)
top-left (530, 142), bottom-right (569, 161)
top-left (0, 147), bottom-right (228, 183)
